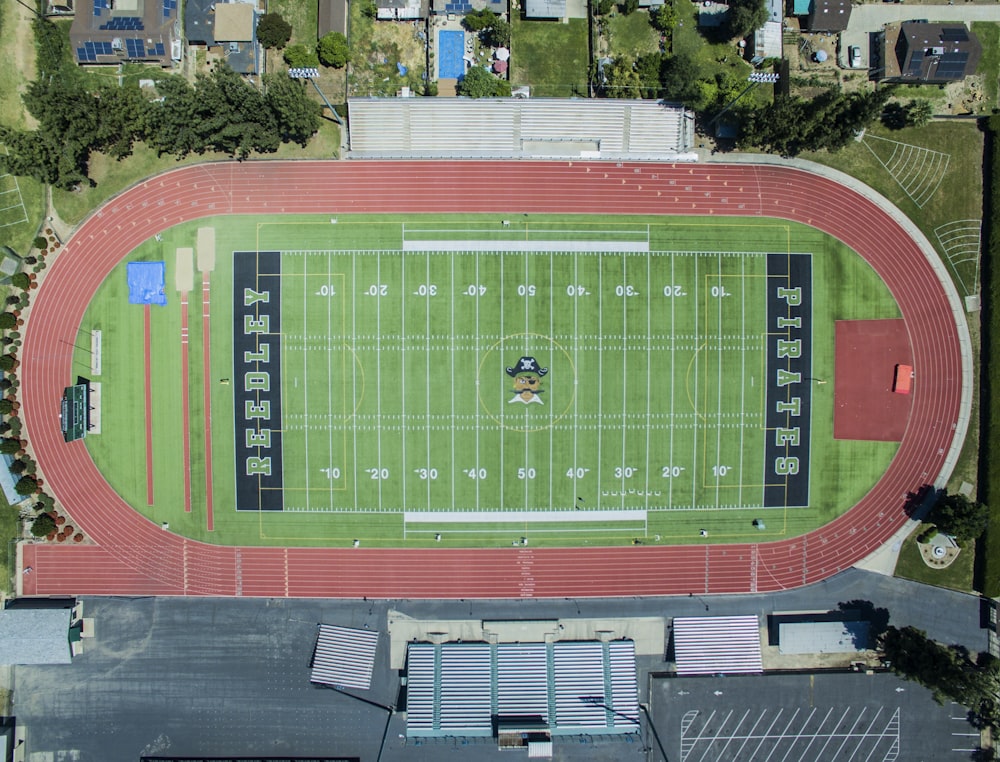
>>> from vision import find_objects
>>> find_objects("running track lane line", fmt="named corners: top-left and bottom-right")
top-left (202, 272), bottom-right (214, 532)
top-left (181, 293), bottom-right (191, 513)
top-left (17, 161), bottom-right (968, 598)
top-left (144, 303), bottom-right (153, 506)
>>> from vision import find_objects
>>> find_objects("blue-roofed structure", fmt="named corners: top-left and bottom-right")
top-left (71, 0), bottom-right (177, 66)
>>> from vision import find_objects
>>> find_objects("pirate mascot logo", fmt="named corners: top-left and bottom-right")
top-left (506, 356), bottom-right (547, 405)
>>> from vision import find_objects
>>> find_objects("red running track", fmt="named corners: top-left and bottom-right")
top-left (18, 161), bottom-right (965, 598)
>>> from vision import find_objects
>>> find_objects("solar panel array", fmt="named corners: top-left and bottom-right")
top-left (99, 16), bottom-right (144, 30)
top-left (941, 27), bottom-right (968, 42)
top-left (936, 52), bottom-right (969, 79)
top-left (93, 0), bottom-right (106, 16)
top-left (77, 40), bottom-right (114, 61)
top-left (443, 1), bottom-right (473, 11)
top-left (124, 38), bottom-right (145, 58)
top-left (163, 0), bottom-right (178, 17)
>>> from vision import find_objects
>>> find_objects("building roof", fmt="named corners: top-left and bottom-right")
top-left (70, 0), bottom-right (177, 66)
top-left (317, 0), bottom-right (348, 37)
top-left (893, 22), bottom-right (981, 83)
top-left (673, 615), bottom-right (763, 675)
top-left (806, 0), bottom-right (851, 32)
top-left (525, 0), bottom-right (565, 18)
top-left (184, 0), bottom-right (217, 45)
top-left (778, 620), bottom-right (871, 654)
top-left (214, 2), bottom-right (255, 42)
top-left (310, 624), bottom-right (380, 690)
top-left (347, 98), bottom-right (696, 159)
top-left (405, 640), bottom-right (639, 738)
top-left (0, 607), bottom-right (72, 664)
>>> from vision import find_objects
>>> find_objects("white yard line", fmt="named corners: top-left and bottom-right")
top-left (668, 252), bottom-right (676, 508)
top-left (644, 251), bottom-right (652, 512)
top-left (401, 253), bottom-right (407, 513)
top-left (376, 250), bottom-right (383, 509)
top-left (427, 253), bottom-right (433, 509)
top-left (620, 253), bottom-right (628, 509)
top-left (691, 253), bottom-right (699, 507)
top-left (450, 253), bottom-right (456, 511)
top-left (548, 251), bottom-right (554, 510)
top-left (475, 249), bottom-right (481, 510)
top-left (327, 251), bottom-right (334, 509)
top-left (714, 252), bottom-right (724, 508)
top-left (302, 254), bottom-right (311, 510)
top-left (352, 253), bottom-right (359, 513)
top-left (573, 250), bottom-right (580, 499)
top-left (597, 252), bottom-right (604, 510)
top-left (738, 253), bottom-right (747, 507)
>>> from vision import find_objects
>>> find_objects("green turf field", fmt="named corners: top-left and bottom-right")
top-left (78, 214), bottom-right (902, 547)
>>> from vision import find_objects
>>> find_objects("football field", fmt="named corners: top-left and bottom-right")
top-left (81, 214), bottom-right (900, 547)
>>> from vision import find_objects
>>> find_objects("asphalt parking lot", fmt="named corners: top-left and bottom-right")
top-left (650, 670), bottom-right (982, 762)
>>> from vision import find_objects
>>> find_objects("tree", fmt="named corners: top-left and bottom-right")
top-left (906, 99), bottom-right (933, 127)
top-left (0, 438), bottom-right (21, 454)
top-left (30, 512), bottom-right (56, 537)
top-left (457, 66), bottom-right (509, 98)
top-left (725, 0), bottom-right (768, 40)
top-left (620, 0), bottom-right (639, 14)
top-left (602, 57), bottom-right (641, 99)
top-left (14, 475), bottom-right (38, 496)
top-left (649, 4), bottom-right (678, 34)
top-left (283, 44), bottom-right (320, 69)
top-left (482, 18), bottom-right (511, 49)
top-left (658, 53), bottom-right (707, 109)
top-left (9, 459), bottom-right (26, 475)
top-left (928, 492), bottom-right (989, 543)
top-left (597, 0), bottom-right (614, 13)
top-left (263, 73), bottom-right (322, 146)
top-left (0, 356), bottom-right (15, 374)
top-left (463, 8), bottom-right (499, 32)
top-left (317, 32), bottom-right (350, 68)
top-left (256, 12), bottom-right (292, 49)
top-left (10, 273), bottom-right (30, 291)
top-left (881, 101), bottom-right (908, 130)
top-left (0, 313), bottom-right (15, 330)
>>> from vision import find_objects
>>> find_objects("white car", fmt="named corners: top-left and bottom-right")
top-left (849, 46), bottom-right (863, 69)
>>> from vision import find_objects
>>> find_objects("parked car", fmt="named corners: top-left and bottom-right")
top-left (849, 45), bottom-right (863, 68)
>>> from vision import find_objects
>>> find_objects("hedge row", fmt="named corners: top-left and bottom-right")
top-left (979, 115), bottom-right (1000, 597)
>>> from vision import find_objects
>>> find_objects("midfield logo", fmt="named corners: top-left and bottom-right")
top-left (506, 356), bottom-right (547, 405)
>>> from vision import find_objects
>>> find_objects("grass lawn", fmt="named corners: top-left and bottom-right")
top-left (972, 22), bottom-right (1000, 110)
top-left (347, 3), bottom-right (427, 97)
top-left (266, 0), bottom-right (319, 46)
top-left (607, 10), bottom-right (659, 61)
top-left (511, 17), bottom-right (589, 97)
top-left (0, 490), bottom-right (17, 595)
top-left (894, 524), bottom-right (975, 592)
top-left (79, 213), bottom-right (900, 548)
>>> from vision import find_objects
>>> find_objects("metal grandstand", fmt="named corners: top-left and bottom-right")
top-left (405, 640), bottom-right (639, 738)
top-left (309, 624), bottom-right (379, 690)
top-left (347, 98), bottom-right (696, 161)
top-left (672, 615), bottom-right (763, 676)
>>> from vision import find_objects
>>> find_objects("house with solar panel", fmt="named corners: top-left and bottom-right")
top-left (880, 22), bottom-right (981, 84)
top-left (70, 0), bottom-right (178, 66)
top-left (431, 0), bottom-right (505, 17)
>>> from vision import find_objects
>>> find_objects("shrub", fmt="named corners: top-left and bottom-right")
top-left (283, 43), bottom-right (319, 69)
top-left (256, 13), bottom-right (292, 49)
top-left (32, 236), bottom-right (47, 250)
top-left (14, 474), bottom-right (38, 495)
top-left (10, 273), bottom-right (29, 291)
top-left (317, 32), bottom-right (350, 69)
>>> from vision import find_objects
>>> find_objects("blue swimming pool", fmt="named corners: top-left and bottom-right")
top-left (438, 29), bottom-right (465, 79)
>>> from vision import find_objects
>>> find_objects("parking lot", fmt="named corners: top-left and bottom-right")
top-left (651, 671), bottom-right (983, 761)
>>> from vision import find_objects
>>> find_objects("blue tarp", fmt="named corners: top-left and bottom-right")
top-left (127, 261), bottom-right (167, 306)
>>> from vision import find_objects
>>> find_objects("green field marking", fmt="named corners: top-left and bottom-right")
top-left (78, 213), bottom-right (902, 548)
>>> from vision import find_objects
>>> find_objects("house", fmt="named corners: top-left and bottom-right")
top-left (882, 22), bottom-right (981, 84)
top-left (805, 0), bottom-right (850, 33)
top-left (317, 0), bottom-right (348, 37)
top-left (430, 0), bottom-right (504, 16)
top-left (185, 0), bottom-right (260, 75)
top-left (70, 0), bottom-right (177, 66)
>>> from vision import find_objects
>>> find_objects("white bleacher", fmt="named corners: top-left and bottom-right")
top-left (497, 643), bottom-right (549, 719)
top-left (405, 644), bottom-right (437, 730)
top-left (348, 98), bottom-right (696, 160)
top-left (310, 624), bottom-right (380, 690)
top-left (553, 642), bottom-right (607, 728)
top-left (438, 644), bottom-right (493, 731)
top-left (608, 641), bottom-right (640, 728)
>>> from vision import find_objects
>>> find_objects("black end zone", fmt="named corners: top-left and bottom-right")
top-left (233, 251), bottom-right (284, 511)
top-left (763, 253), bottom-right (812, 508)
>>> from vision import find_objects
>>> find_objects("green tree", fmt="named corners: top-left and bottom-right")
top-left (263, 73), bottom-right (322, 146)
top-left (620, 0), bottom-right (639, 14)
top-left (457, 66), bottom-right (509, 98)
top-left (658, 53), bottom-right (706, 109)
top-left (0, 438), bottom-right (20, 454)
top-left (482, 18), bottom-right (511, 48)
top-left (283, 44), bottom-right (320, 69)
top-left (602, 57), bottom-right (640, 99)
top-left (725, 0), bottom-right (768, 40)
top-left (10, 273), bottom-right (29, 291)
top-left (256, 12), bottom-right (292, 49)
top-left (649, 5), bottom-right (678, 34)
top-left (9, 459), bottom-right (26, 475)
top-left (881, 101), bottom-right (908, 130)
top-left (317, 32), bottom-right (350, 68)
top-left (928, 492), bottom-right (989, 543)
top-left (14, 475), bottom-right (38, 496)
top-left (30, 512), bottom-right (56, 537)
top-left (906, 99), bottom-right (933, 127)
top-left (0, 356), bottom-right (15, 374)
top-left (463, 8), bottom-right (499, 32)
top-left (359, 0), bottom-right (377, 17)
top-left (0, 313), bottom-right (15, 330)
top-left (597, 0), bottom-right (614, 13)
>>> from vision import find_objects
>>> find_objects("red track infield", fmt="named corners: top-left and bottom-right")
top-left (18, 161), bottom-right (965, 598)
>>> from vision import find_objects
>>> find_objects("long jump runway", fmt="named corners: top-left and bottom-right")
top-left (18, 161), bottom-right (968, 598)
